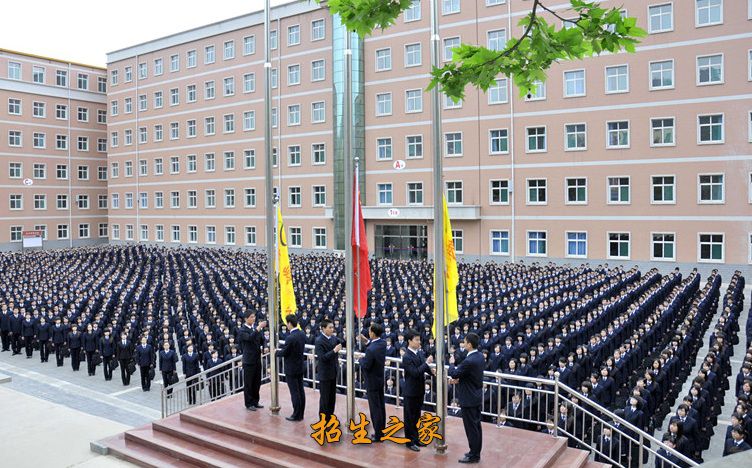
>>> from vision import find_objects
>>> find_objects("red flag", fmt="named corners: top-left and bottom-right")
top-left (351, 169), bottom-right (372, 319)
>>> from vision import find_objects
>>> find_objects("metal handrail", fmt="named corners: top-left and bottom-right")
top-left (160, 343), bottom-right (696, 467)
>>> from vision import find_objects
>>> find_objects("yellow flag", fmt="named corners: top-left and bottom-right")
top-left (277, 206), bottom-right (297, 318)
top-left (432, 195), bottom-right (459, 337)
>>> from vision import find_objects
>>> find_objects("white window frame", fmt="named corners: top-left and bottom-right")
top-left (697, 113), bottom-right (724, 144)
top-left (563, 69), bottom-right (586, 98)
top-left (565, 177), bottom-right (588, 205)
top-left (565, 231), bottom-right (588, 259)
top-left (444, 132), bottom-right (463, 157)
top-left (606, 120), bottom-right (630, 149)
top-left (526, 178), bottom-right (547, 205)
top-left (697, 232), bottom-right (724, 263)
top-left (695, 0), bottom-right (723, 27)
top-left (696, 53), bottom-right (724, 86)
top-left (651, 232), bottom-right (676, 262)
top-left (489, 128), bottom-right (509, 155)
top-left (607, 176), bottom-right (631, 205)
top-left (564, 123), bottom-right (587, 151)
top-left (650, 174), bottom-right (676, 205)
top-left (526, 230), bottom-right (548, 257)
top-left (697, 173), bottom-right (725, 204)
top-left (525, 126), bottom-right (547, 153)
top-left (650, 117), bottom-right (676, 147)
top-left (404, 43), bottom-right (422, 68)
top-left (647, 3), bottom-right (674, 34)
top-left (605, 65), bottom-right (630, 94)
top-left (489, 179), bottom-right (510, 205)
top-left (490, 230), bottom-right (510, 256)
top-left (607, 232), bottom-right (631, 260)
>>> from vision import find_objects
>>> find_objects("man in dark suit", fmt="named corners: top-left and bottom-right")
top-left (448, 332), bottom-right (485, 464)
top-left (182, 343), bottom-right (202, 405)
top-left (315, 318), bottom-right (341, 421)
top-left (116, 332), bottom-right (133, 385)
top-left (359, 323), bottom-right (387, 442)
top-left (135, 335), bottom-right (154, 391)
top-left (100, 329), bottom-right (116, 381)
top-left (237, 311), bottom-right (266, 411)
top-left (402, 329), bottom-right (434, 451)
top-left (159, 340), bottom-right (178, 396)
top-left (277, 314), bottom-right (306, 421)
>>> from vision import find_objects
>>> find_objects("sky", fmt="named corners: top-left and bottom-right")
top-left (1, 0), bottom-right (293, 67)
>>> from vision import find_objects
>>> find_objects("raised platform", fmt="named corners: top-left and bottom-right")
top-left (97, 385), bottom-right (608, 467)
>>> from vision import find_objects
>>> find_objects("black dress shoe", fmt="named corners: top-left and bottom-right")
top-left (285, 416), bottom-right (298, 421)
top-left (254, 404), bottom-right (264, 409)
top-left (247, 406), bottom-right (257, 411)
top-left (406, 444), bottom-right (420, 452)
top-left (417, 441), bottom-right (429, 447)
top-left (458, 456), bottom-right (480, 464)
top-left (367, 435), bottom-right (383, 443)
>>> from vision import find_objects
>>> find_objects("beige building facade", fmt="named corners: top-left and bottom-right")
top-left (104, 0), bottom-right (752, 270)
top-left (0, 49), bottom-right (108, 249)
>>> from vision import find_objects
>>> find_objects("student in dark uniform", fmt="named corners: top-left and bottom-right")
top-left (402, 329), bottom-right (433, 452)
top-left (182, 343), bottom-right (202, 405)
top-left (10, 310), bottom-right (23, 355)
top-left (723, 425), bottom-right (751, 456)
top-left (135, 336), bottom-right (154, 391)
top-left (0, 307), bottom-right (10, 352)
top-left (116, 332), bottom-right (133, 385)
top-left (315, 318), bottom-right (341, 421)
top-left (100, 329), bottom-right (115, 381)
top-left (159, 340), bottom-right (178, 396)
top-left (83, 324), bottom-right (99, 376)
top-left (68, 325), bottom-right (83, 371)
top-left (51, 318), bottom-right (66, 366)
top-left (21, 313), bottom-right (35, 358)
top-left (206, 349), bottom-right (225, 400)
top-left (276, 314), bottom-right (306, 421)
top-left (35, 316), bottom-right (51, 363)
top-left (359, 323), bottom-right (387, 442)
top-left (237, 311), bottom-right (266, 410)
top-left (449, 332), bottom-right (485, 464)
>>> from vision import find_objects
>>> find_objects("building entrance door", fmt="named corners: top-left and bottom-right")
top-left (374, 225), bottom-right (428, 260)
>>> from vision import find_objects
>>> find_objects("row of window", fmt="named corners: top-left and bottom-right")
top-left (109, 102), bottom-right (326, 147)
top-left (482, 230), bottom-right (727, 263)
top-left (108, 184), bottom-right (326, 210)
top-left (5, 99), bottom-right (106, 123)
top-left (7, 193), bottom-right (107, 211)
top-left (107, 224), bottom-right (327, 249)
top-left (374, 173), bottom-right (737, 207)
top-left (8, 224), bottom-right (108, 242)
top-left (5, 130), bottom-right (106, 152)
top-left (5, 62), bottom-right (105, 92)
top-left (373, 113), bottom-right (748, 161)
top-left (5, 163), bottom-right (106, 181)
top-left (110, 61), bottom-right (325, 117)
top-left (109, 146), bottom-right (324, 178)
top-left (110, 19), bottom-right (327, 85)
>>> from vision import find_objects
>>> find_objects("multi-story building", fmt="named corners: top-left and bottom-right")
top-left (0, 49), bottom-right (108, 249)
top-left (106, 0), bottom-right (752, 271)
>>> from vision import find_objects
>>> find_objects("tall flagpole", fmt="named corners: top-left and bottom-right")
top-left (343, 26), bottom-right (356, 426)
top-left (355, 157), bottom-right (362, 352)
top-left (264, 0), bottom-right (280, 415)
top-left (429, 0), bottom-right (447, 453)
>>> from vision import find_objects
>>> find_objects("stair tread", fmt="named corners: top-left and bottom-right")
top-left (555, 447), bottom-right (590, 468)
top-left (154, 415), bottom-right (332, 468)
top-left (102, 433), bottom-right (198, 468)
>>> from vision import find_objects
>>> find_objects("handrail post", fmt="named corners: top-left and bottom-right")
top-left (638, 433), bottom-right (644, 467)
top-left (552, 375), bottom-right (560, 436)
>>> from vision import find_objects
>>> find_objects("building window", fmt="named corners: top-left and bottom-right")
top-left (7, 62), bottom-right (21, 80)
top-left (205, 153), bottom-right (215, 171)
top-left (169, 191), bottom-right (180, 208)
top-left (288, 146), bottom-right (301, 166)
top-left (376, 48), bottom-right (391, 71)
top-left (287, 64), bottom-right (300, 86)
top-left (224, 40), bottom-right (235, 60)
top-left (527, 231), bottom-right (547, 256)
top-left (405, 0), bottom-right (421, 21)
top-left (57, 135), bottom-right (69, 150)
top-left (154, 158), bottom-right (163, 175)
top-left (565, 124), bottom-right (587, 150)
top-left (170, 156), bottom-right (180, 174)
top-left (287, 25), bottom-right (301, 46)
top-left (377, 138), bottom-right (393, 160)
top-left (57, 224), bottom-right (69, 240)
top-left (313, 185), bottom-right (326, 206)
top-left (270, 29), bottom-right (278, 50)
top-left (154, 58), bottom-right (163, 75)
top-left (56, 70), bottom-right (67, 87)
top-left (651, 175), bottom-right (676, 203)
top-left (314, 228), bottom-right (327, 248)
top-left (566, 178), bottom-right (587, 204)
top-left (566, 232), bottom-right (587, 258)
top-left (526, 126), bottom-right (547, 152)
top-left (9, 162), bottom-right (22, 179)
top-left (490, 230), bottom-right (510, 255)
top-left (605, 65), bottom-right (629, 93)
top-left (489, 129), bottom-right (509, 154)
top-left (244, 188), bottom-right (257, 207)
top-left (312, 144), bottom-right (326, 164)
top-left (442, 0), bottom-right (460, 15)
top-left (154, 91), bottom-right (163, 108)
top-left (451, 230), bottom-right (463, 254)
top-left (243, 36), bottom-right (256, 56)
top-left (564, 70), bottom-right (585, 97)
top-left (56, 104), bottom-right (68, 120)
top-left (243, 111), bottom-right (255, 131)
top-left (289, 227), bottom-right (302, 248)
top-left (406, 182), bottom-right (423, 205)
top-left (445, 132), bottom-right (463, 156)
top-left (205, 80), bottom-right (215, 99)
top-left (312, 101), bottom-right (326, 123)
top-left (526, 179), bottom-right (547, 204)
top-left (58, 194), bottom-right (69, 210)
top-left (376, 93), bottom-right (392, 116)
top-left (205, 190), bottom-right (216, 208)
top-left (406, 89), bottom-right (423, 113)
top-left (77, 165), bottom-right (89, 180)
top-left (698, 233), bottom-right (723, 262)
top-left (487, 29), bottom-right (506, 51)
top-left (488, 78), bottom-right (508, 104)
top-left (171, 226), bottom-right (180, 243)
top-left (649, 4), bottom-right (674, 33)
top-left (697, 54), bottom-right (723, 85)
top-left (32, 66), bottom-right (45, 83)
top-left (698, 114), bottom-right (724, 143)
top-left (78, 224), bottom-right (90, 239)
top-left (696, 0), bottom-right (723, 26)
top-left (446, 181), bottom-right (463, 204)
top-left (225, 226), bottom-right (236, 245)
top-left (608, 176), bottom-right (630, 204)
top-left (311, 60), bottom-right (325, 81)
top-left (33, 101), bottom-right (46, 118)
top-left (77, 74), bottom-right (88, 90)
top-left (405, 135), bottom-right (423, 159)
top-left (33, 163), bottom-right (46, 179)
top-left (243, 73), bottom-right (256, 94)
top-left (311, 19), bottom-right (326, 41)
top-left (33, 194), bottom-right (46, 210)
top-left (651, 118), bottom-right (675, 146)
top-left (405, 43), bottom-right (422, 67)
top-left (608, 233), bottom-right (630, 259)
top-left (444, 94), bottom-right (462, 109)
top-left (245, 226), bottom-right (257, 245)
top-left (443, 37), bottom-right (460, 61)
top-left (204, 117), bottom-right (215, 135)
top-left (653, 233), bottom-right (676, 260)
top-left (490, 179), bottom-right (510, 204)
top-left (154, 192), bottom-right (163, 208)
top-left (33, 132), bottom-right (46, 149)
top-left (8, 130), bottom-right (21, 147)
top-left (526, 80), bottom-right (546, 101)
top-left (224, 114), bottom-right (235, 133)
top-left (186, 50), bottom-right (197, 68)
top-left (224, 151), bottom-right (236, 170)
top-left (378, 183), bottom-right (393, 205)
top-left (223, 77), bottom-right (235, 96)
top-left (7, 98), bottom-right (21, 115)
top-left (186, 154), bottom-right (197, 173)
top-left (607, 121), bottom-right (630, 148)
top-left (698, 174), bottom-right (724, 203)
top-left (286, 105), bottom-right (300, 127)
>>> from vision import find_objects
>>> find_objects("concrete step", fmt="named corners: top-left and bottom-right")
top-left (100, 433), bottom-right (197, 468)
top-left (554, 447), bottom-right (591, 468)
